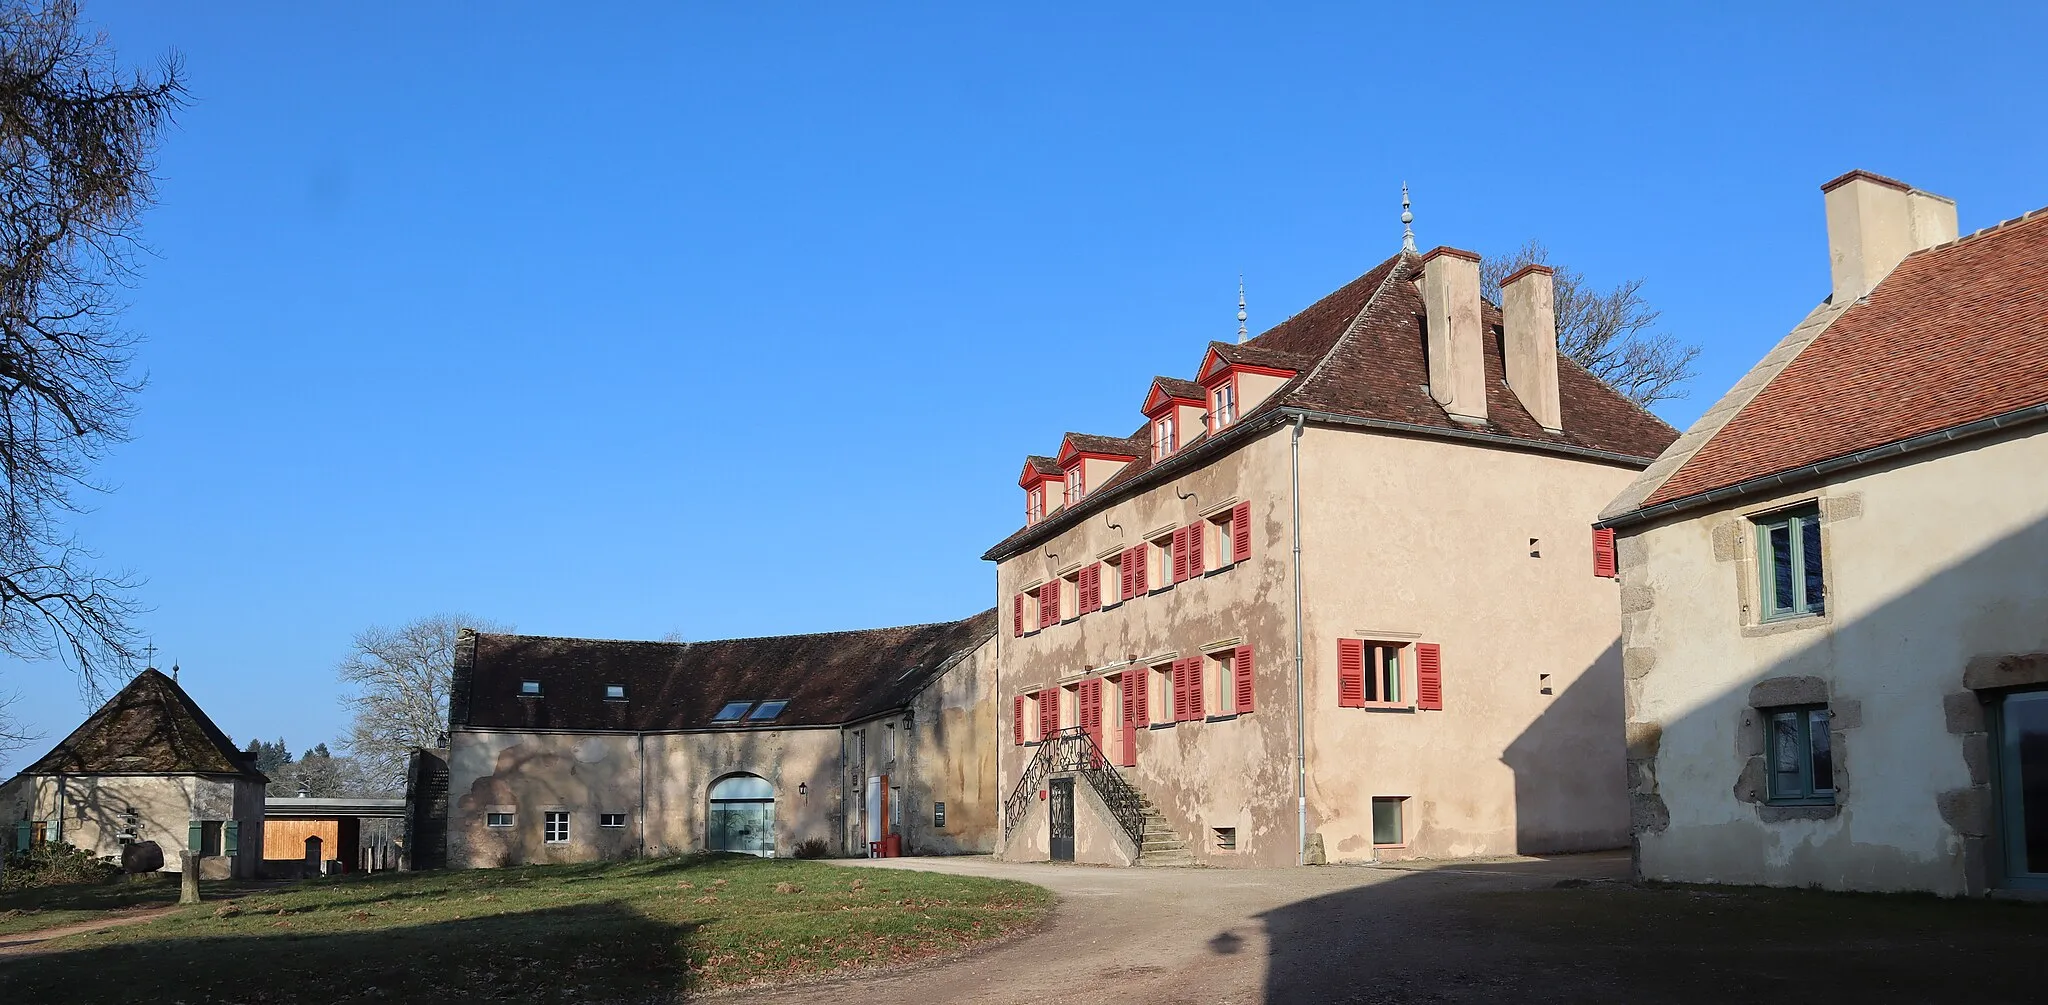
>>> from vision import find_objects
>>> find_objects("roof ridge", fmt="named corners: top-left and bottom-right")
top-left (475, 610), bottom-right (996, 649)
top-left (1919, 203), bottom-right (2048, 254)
top-left (1285, 251), bottom-right (1413, 402)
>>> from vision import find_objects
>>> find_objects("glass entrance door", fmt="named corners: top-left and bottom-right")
top-left (709, 774), bottom-right (776, 857)
top-left (1997, 690), bottom-right (2048, 889)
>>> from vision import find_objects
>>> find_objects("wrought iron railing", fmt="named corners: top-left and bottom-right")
top-left (1002, 727), bottom-right (1147, 851)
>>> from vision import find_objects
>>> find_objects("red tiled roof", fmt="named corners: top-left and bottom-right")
top-left (986, 251), bottom-right (1679, 560)
top-left (458, 610), bottom-right (997, 733)
top-left (1644, 208), bottom-right (2048, 507)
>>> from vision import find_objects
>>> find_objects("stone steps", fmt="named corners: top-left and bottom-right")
top-left (1134, 796), bottom-right (1195, 867)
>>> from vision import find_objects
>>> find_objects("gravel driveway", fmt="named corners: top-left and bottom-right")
top-left (744, 851), bottom-right (1631, 1005)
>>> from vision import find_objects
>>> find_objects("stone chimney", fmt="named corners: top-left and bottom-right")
top-left (1417, 246), bottom-right (1487, 424)
top-left (1500, 263), bottom-right (1562, 432)
top-left (1822, 170), bottom-right (1957, 305)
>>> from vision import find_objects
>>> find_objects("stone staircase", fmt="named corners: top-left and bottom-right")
top-left (1135, 794), bottom-right (1195, 867)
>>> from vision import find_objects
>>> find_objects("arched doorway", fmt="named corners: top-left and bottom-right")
top-left (708, 774), bottom-right (776, 857)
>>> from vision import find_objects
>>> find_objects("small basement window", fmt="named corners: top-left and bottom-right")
top-left (748, 699), bottom-right (789, 722)
top-left (486, 812), bottom-right (514, 828)
top-left (712, 701), bottom-right (752, 723)
top-left (1213, 826), bottom-right (1237, 851)
top-left (599, 813), bottom-right (627, 828)
top-left (604, 684), bottom-right (626, 701)
top-left (1372, 796), bottom-right (1407, 847)
top-left (519, 680), bottom-right (542, 696)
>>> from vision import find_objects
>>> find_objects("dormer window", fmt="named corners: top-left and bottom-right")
top-left (1065, 464), bottom-right (1086, 502)
top-left (712, 701), bottom-right (752, 723)
top-left (1026, 484), bottom-right (1046, 524)
top-left (1154, 415), bottom-right (1177, 460)
top-left (519, 680), bottom-right (542, 697)
top-left (1211, 380), bottom-right (1238, 431)
top-left (604, 684), bottom-right (626, 701)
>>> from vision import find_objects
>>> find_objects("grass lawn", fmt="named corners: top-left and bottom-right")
top-left (0, 873), bottom-right (273, 938)
top-left (0, 854), bottom-right (1051, 1003)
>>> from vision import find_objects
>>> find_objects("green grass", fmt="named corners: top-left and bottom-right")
top-left (0, 855), bottom-right (1052, 1002)
top-left (0, 873), bottom-right (273, 938)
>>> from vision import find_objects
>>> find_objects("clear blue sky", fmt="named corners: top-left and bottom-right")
top-left (3, 2), bottom-right (2044, 773)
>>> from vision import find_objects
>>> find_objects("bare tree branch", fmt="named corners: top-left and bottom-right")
top-left (0, 2), bottom-right (185, 698)
top-left (337, 613), bottom-right (507, 791)
top-left (1481, 239), bottom-right (1702, 408)
top-left (0, 684), bottom-right (37, 758)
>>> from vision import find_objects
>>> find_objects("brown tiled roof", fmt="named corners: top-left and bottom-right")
top-left (986, 251), bottom-right (1679, 560)
top-left (458, 610), bottom-right (997, 733)
top-left (16, 669), bottom-right (263, 779)
top-left (1061, 432), bottom-right (1141, 458)
top-left (1641, 207), bottom-right (2048, 508)
top-left (1022, 456), bottom-right (1062, 478)
top-left (1146, 377), bottom-right (1205, 406)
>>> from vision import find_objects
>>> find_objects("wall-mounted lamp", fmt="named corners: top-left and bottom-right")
top-left (797, 782), bottom-right (808, 796)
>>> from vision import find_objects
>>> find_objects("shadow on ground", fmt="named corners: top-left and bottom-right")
top-left (1252, 860), bottom-right (2048, 1004)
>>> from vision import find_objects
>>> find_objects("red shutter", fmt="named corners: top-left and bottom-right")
top-left (1040, 689), bottom-right (1060, 736)
top-left (1186, 522), bottom-right (1205, 576)
top-left (1118, 672), bottom-right (1138, 766)
top-left (1013, 695), bottom-right (1026, 744)
top-left (1131, 545), bottom-right (1149, 593)
top-left (1119, 550), bottom-right (1135, 601)
top-left (1013, 594), bottom-right (1024, 637)
top-left (1593, 527), bottom-right (1617, 578)
top-left (1416, 643), bottom-right (1443, 710)
top-left (1234, 646), bottom-right (1255, 713)
top-left (1338, 639), bottom-right (1365, 707)
top-left (1040, 581), bottom-right (1059, 627)
top-left (1171, 528), bottom-right (1190, 583)
top-left (1170, 659), bottom-right (1188, 721)
top-left (1232, 502), bottom-right (1252, 563)
top-left (1132, 667), bottom-right (1150, 730)
top-left (1081, 679), bottom-right (1103, 747)
top-left (1186, 655), bottom-right (1204, 719)
top-left (1084, 564), bottom-right (1102, 614)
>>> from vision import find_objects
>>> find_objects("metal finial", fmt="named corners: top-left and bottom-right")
top-left (1401, 182), bottom-right (1416, 253)
top-left (1236, 276), bottom-right (1248, 343)
top-left (171, 662), bottom-right (180, 681)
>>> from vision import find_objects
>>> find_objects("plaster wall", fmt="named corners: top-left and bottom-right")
top-left (1298, 427), bottom-right (1637, 861)
top-left (1000, 774), bottom-right (1137, 867)
top-left (6, 774), bottom-right (264, 878)
top-left (1620, 426), bottom-right (2048, 894)
top-left (899, 637), bottom-right (999, 854)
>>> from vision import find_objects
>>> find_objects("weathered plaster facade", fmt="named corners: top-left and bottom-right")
top-left (1616, 428), bottom-right (2048, 895)
top-left (0, 773), bottom-right (266, 879)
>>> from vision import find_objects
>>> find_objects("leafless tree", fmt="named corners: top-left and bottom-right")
top-left (337, 614), bottom-right (504, 790)
top-left (0, 685), bottom-right (35, 759)
top-left (1481, 240), bottom-right (1702, 408)
top-left (0, 2), bottom-right (185, 698)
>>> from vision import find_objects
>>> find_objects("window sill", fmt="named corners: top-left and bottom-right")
top-left (1757, 801), bottom-right (1839, 823)
top-left (1357, 703), bottom-right (1415, 714)
top-left (1202, 562), bottom-right (1235, 579)
top-left (1148, 585), bottom-right (1175, 596)
top-left (1021, 629), bottom-right (1040, 638)
top-left (1742, 612), bottom-right (1831, 639)
top-left (1147, 721), bottom-right (1175, 730)
top-left (1204, 713), bottom-right (1241, 723)
top-left (1102, 600), bottom-right (1122, 612)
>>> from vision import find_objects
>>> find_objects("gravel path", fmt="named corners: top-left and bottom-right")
top-left (0, 906), bottom-right (183, 957)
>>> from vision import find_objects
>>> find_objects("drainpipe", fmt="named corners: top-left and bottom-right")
top-left (1291, 412), bottom-right (1308, 866)
top-left (637, 732), bottom-right (648, 859)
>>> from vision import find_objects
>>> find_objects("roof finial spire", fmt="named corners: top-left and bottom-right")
top-left (1401, 182), bottom-right (1416, 253)
top-left (1236, 276), bottom-right (1248, 344)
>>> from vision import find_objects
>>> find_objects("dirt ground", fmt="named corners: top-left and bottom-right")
top-left (746, 851), bottom-right (2048, 1005)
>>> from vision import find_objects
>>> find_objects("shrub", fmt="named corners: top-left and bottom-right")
top-left (1, 841), bottom-right (120, 891)
top-left (792, 837), bottom-right (830, 860)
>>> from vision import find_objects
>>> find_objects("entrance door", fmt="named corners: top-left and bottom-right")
top-left (1049, 777), bottom-right (1075, 862)
top-left (709, 774), bottom-right (776, 857)
top-left (1997, 690), bottom-right (2048, 889)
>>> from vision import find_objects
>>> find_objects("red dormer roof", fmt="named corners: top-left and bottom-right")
top-left (1142, 377), bottom-right (1206, 417)
top-left (1056, 433), bottom-right (1142, 467)
top-left (1018, 455), bottom-right (1065, 488)
top-left (1196, 341), bottom-right (1307, 386)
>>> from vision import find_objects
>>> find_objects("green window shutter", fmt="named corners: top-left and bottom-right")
top-left (189, 821), bottom-right (203, 852)
top-left (224, 820), bottom-right (239, 856)
top-left (12, 820), bottom-right (26, 852)
top-left (49, 818), bottom-right (60, 844)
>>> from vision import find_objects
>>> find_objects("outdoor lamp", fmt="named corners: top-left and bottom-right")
top-left (798, 782), bottom-right (807, 796)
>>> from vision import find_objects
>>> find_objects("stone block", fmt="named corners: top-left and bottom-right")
top-left (1963, 732), bottom-right (1992, 786)
top-left (1734, 709), bottom-right (1764, 756)
top-left (1963, 653), bottom-right (2048, 692)
top-left (1757, 803), bottom-right (1840, 823)
top-left (1616, 533), bottom-right (1650, 570)
top-left (1710, 521), bottom-right (1743, 563)
top-left (1623, 647), bottom-right (1658, 680)
top-left (1625, 721), bottom-right (1663, 760)
top-left (1747, 675), bottom-right (1828, 708)
top-left (1944, 691), bottom-right (1988, 734)
top-left (1620, 586), bottom-right (1656, 614)
top-left (1830, 699), bottom-right (1862, 730)
top-left (1820, 493), bottom-right (1863, 521)
top-left (1937, 786), bottom-right (1991, 837)
top-left (1630, 792), bottom-right (1670, 834)
top-left (1732, 755), bottom-right (1765, 804)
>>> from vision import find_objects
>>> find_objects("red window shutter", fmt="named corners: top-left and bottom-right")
top-left (1040, 582), bottom-right (1059, 627)
top-left (1232, 502), bottom-right (1252, 563)
top-left (1119, 550), bottom-right (1136, 600)
top-left (1338, 639), bottom-right (1366, 708)
top-left (1170, 660), bottom-right (1187, 721)
top-left (1119, 672), bottom-right (1139, 766)
top-left (1132, 667), bottom-right (1149, 728)
top-left (1081, 679), bottom-right (1102, 745)
top-left (1131, 545), bottom-right (1149, 593)
top-left (1084, 564), bottom-right (1102, 613)
top-left (1040, 689), bottom-right (1060, 736)
top-left (1234, 646), bottom-right (1255, 713)
top-left (1013, 594), bottom-right (1024, 637)
top-left (1186, 522), bottom-right (1205, 576)
top-left (1171, 528), bottom-right (1189, 583)
top-left (1416, 643), bottom-right (1443, 710)
top-left (1013, 695), bottom-right (1026, 744)
top-left (1593, 527), bottom-right (1618, 578)
top-left (1186, 655), bottom-right (1204, 719)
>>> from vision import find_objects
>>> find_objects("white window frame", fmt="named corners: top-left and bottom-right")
top-left (599, 813), bottom-right (627, 828)
top-left (1155, 415), bottom-right (1175, 458)
top-left (1211, 380), bottom-right (1237, 430)
top-left (543, 811), bottom-right (570, 844)
top-left (1066, 463), bottom-right (1086, 502)
top-left (486, 812), bottom-right (514, 828)
top-left (1027, 484), bottom-right (1044, 524)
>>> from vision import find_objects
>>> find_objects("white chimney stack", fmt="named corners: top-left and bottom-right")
top-left (1500, 263), bottom-right (1562, 432)
top-left (1417, 246), bottom-right (1487, 425)
top-left (1822, 170), bottom-right (1957, 305)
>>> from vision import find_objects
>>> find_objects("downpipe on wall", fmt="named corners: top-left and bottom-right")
top-left (1291, 412), bottom-right (1308, 866)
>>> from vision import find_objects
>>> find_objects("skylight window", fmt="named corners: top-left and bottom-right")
top-left (748, 700), bottom-right (789, 722)
top-left (604, 684), bottom-right (627, 701)
top-left (712, 701), bottom-right (753, 722)
top-left (519, 680), bottom-right (542, 696)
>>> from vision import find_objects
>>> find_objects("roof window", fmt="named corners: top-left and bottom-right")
top-left (519, 680), bottom-right (542, 696)
top-left (748, 699), bottom-right (789, 722)
top-left (712, 701), bottom-right (752, 722)
top-left (604, 684), bottom-right (626, 701)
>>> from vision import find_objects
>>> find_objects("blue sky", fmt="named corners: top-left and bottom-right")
top-left (2, 2), bottom-right (2043, 773)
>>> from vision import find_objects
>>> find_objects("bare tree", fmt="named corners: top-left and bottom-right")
top-left (337, 614), bottom-right (504, 790)
top-left (0, 685), bottom-right (35, 760)
top-left (0, 2), bottom-right (186, 698)
top-left (1481, 240), bottom-right (1701, 408)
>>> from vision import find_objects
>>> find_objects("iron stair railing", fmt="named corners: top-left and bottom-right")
top-left (1001, 727), bottom-right (1147, 851)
